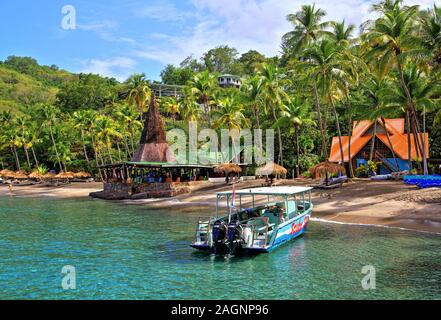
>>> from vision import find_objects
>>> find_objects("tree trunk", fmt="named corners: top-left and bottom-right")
top-left (124, 135), bottom-right (130, 160)
top-left (271, 105), bottom-right (283, 166)
top-left (253, 104), bottom-right (261, 129)
top-left (406, 110), bottom-right (412, 170)
top-left (329, 94), bottom-right (345, 166)
top-left (81, 130), bottom-right (90, 165)
top-left (313, 83), bottom-right (328, 158)
top-left (12, 146), bottom-right (21, 171)
top-left (116, 142), bottom-right (123, 162)
top-left (91, 136), bottom-right (103, 181)
top-left (381, 118), bottom-right (400, 171)
top-left (369, 120), bottom-right (377, 161)
top-left (295, 126), bottom-right (300, 178)
top-left (23, 144), bottom-right (31, 169)
top-left (107, 144), bottom-right (114, 164)
top-left (49, 125), bottom-right (63, 172)
top-left (31, 146), bottom-right (39, 167)
top-left (346, 93), bottom-right (354, 178)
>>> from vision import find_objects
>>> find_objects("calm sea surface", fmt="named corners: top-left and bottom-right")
top-left (0, 196), bottom-right (440, 300)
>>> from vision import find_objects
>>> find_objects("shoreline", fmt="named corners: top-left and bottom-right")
top-left (1, 180), bottom-right (441, 235)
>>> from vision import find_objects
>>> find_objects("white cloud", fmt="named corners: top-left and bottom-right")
top-left (79, 57), bottom-right (137, 81)
top-left (135, 0), bottom-right (194, 22)
top-left (133, 0), bottom-right (436, 66)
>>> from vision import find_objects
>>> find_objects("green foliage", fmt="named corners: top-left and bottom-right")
top-left (56, 73), bottom-right (118, 111)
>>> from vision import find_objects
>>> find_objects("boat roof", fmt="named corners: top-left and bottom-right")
top-left (217, 186), bottom-right (312, 196)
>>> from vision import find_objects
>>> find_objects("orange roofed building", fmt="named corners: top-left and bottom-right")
top-left (329, 118), bottom-right (429, 174)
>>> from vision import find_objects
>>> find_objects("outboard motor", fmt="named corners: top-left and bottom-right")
top-left (212, 220), bottom-right (227, 253)
top-left (227, 221), bottom-right (243, 255)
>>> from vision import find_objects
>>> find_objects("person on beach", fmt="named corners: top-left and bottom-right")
top-left (8, 184), bottom-right (13, 195)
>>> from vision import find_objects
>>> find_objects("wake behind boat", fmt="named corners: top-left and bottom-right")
top-left (191, 186), bottom-right (313, 255)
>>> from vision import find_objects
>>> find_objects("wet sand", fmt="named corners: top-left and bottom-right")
top-left (1, 180), bottom-right (441, 234)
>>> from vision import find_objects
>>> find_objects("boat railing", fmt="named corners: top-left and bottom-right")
top-left (194, 216), bottom-right (213, 245)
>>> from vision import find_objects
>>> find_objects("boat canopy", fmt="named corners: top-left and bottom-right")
top-left (217, 186), bottom-right (313, 196)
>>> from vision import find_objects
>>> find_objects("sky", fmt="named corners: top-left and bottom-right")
top-left (0, 0), bottom-right (437, 82)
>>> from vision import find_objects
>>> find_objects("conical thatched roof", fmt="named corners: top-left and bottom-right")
top-left (142, 93), bottom-right (166, 144)
top-left (56, 171), bottom-right (75, 179)
top-left (309, 161), bottom-right (346, 179)
top-left (74, 172), bottom-right (92, 178)
top-left (13, 171), bottom-right (29, 180)
top-left (131, 93), bottom-right (176, 163)
top-left (43, 172), bottom-right (56, 180)
top-left (29, 171), bottom-right (44, 179)
top-left (256, 162), bottom-right (287, 176)
top-left (214, 163), bottom-right (242, 175)
top-left (0, 169), bottom-right (15, 178)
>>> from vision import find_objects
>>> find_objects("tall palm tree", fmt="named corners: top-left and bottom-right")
top-left (0, 111), bottom-right (21, 170)
top-left (304, 39), bottom-right (348, 165)
top-left (258, 62), bottom-right (290, 166)
top-left (242, 75), bottom-right (263, 129)
top-left (40, 105), bottom-right (63, 172)
top-left (274, 96), bottom-right (315, 178)
top-left (420, 4), bottom-right (441, 68)
top-left (126, 73), bottom-right (151, 121)
top-left (187, 70), bottom-right (217, 125)
top-left (72, 110), bottom-right (92, 166)
top-left (364, 0), bottom-right (429, 172)
top-left (282, 4), bottom-right (330, 57)
top-left (95, 116), bottom-right (123, 164)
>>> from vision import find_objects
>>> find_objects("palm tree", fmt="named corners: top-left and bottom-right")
top-left (420, 4), bottom-right (441, 68)
top-left (258, 62), bottom-right (290, 166)
top-left (126, 73), bottom-right (151, 121)
top-left (304, 39), bottom-right (348, 165)
top-left (95, 115), bottom-right (123, 164)
top-left (242, 75), bottom-right (263, 129)
top-left (364, 0), bottom-right (429, 172)
top-left (72, 110), bottom-right (92, 166)
top-left (212, 94), bottom-right (250, 130)
top-left (161, 97), bottom-right (180, 122)
top-left (274, 96), bottom-right (315, 178)
top-left (114, 104), bottom-right (141, 159)
top-left (178, 87), bottom-right (203, 123)
top-left (15, 115), bottom-right (32, 169)
top-left (0, 111), bottom-right (22, 171)
top-left (188, 70), bottom-right (218, 125)
top-left (282, 4), bottom-right (330, 57)
top-left (40, 105), bottom-right (63, 172)
top-left (330, 20), bottom-right (356, 44)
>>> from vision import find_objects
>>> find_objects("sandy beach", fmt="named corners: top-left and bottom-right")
top-left (1, 180), bottom-right (441, 234)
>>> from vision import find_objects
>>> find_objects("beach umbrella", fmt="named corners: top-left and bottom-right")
top-left (43, 172), bottom-right (56, 180)
top-left (309, 161), bottom-right (346, 185)
top-left (256, 162), bottom-right (287, 177)
top-left (74, 172), bottom-right (92, 179)
top-left (29, 171), bottom-right (44, 180)
top-left (13, 171), bottom-right (29, 180)
top-left (214, 163), bottom-right (242, 175)
top-left (0, 169), bottom-right (16, 178)
top-left (56, 172), bottom-right (75, 179)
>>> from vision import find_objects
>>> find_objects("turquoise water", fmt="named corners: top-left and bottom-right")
top-left (0, 196), bottom-right (440, 300)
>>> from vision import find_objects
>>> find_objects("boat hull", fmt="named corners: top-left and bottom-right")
top-left (191, 212), bottom-right (311, 255)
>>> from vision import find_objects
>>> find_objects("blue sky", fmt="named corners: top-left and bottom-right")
top-left (0, 0), bottom-right (435, 81)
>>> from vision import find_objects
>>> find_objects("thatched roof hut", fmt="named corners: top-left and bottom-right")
top-left (256, 162), bottom-right (287, 177)
top-left (131, 93), bottom-right (176, 163)
top-left (56, 172), bottom-right (75, 179)
top-left (214, 163), bottom-right (242, 175)
top-left (29, 171), bottom-right (44, 180)
top-left (74, 172), bottom-right (92, 179)
top-left (13, 171), bottom-right (29, 180)
top-left (43, 172), bottom-right (56, 180)
top-left (309, 161), bottom-right (346, 179)
top-left (0, 169), bottom-right (16, 178)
